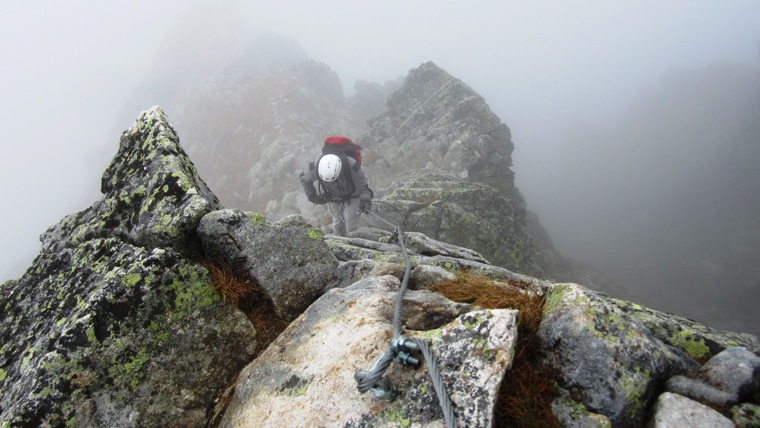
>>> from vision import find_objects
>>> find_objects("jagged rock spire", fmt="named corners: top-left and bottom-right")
top-left (0, 107), bottom-right (254, 427)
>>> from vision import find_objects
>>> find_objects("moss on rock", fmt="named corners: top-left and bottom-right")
top-left (374, 174), bottom-right (543, 277)
top-left (610, 297), bottom-right (759, 362)
top-left (0, 107), bottom-right (256, 427)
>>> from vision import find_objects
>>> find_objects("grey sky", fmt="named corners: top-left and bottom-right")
top-left (2, 1), bottom-right (759, 279)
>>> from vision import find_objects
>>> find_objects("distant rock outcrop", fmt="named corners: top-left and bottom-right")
top-left (361, 61), bottom-right (515, 194)
top-left (165, 34), bottom-right (394, 213)
top-left (1, 106), bottom-right (759, 427)
top-left (357, 62), bottom-right (573, 280)
top-left (170, 51), bottom-right (578, 282)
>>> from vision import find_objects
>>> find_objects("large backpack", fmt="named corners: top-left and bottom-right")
top-left (322, 136), bottom-right (362, 172)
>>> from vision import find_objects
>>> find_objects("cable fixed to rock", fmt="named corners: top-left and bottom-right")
top-left (354, 210), bottom-right (456, 428)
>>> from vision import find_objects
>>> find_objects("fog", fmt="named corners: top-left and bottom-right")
top-left (2, 1), bottom-right (759, 332)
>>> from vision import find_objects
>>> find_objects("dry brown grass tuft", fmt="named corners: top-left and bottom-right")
top-left (432, 271), bottom-right (560, 428)
top-left (199, 260), bottom-right (290, 356)
top-left (201, 261), bottom-right (257, 307)
top-left (199, 260), bottom-right (292, 426)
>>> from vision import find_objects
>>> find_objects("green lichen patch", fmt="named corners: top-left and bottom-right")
top-left (379, 404), bottom-right (411, 428)
top-left (307, 227), bottom-right (323, 240)
top-left (542, 283), bottom-right (572, 315)
top-left (619, 369), bottom-right (648, 418)
top-left (122, 273), bottom-right (142, 287)
top-left (86, 328), bottom-right (97, 343)
top-left (417, 327), bottom-right (443, 341)
top-left (670, 329), bottom-right (710, 361)
top-left (169, 264), bottom-right (220, 319)
top-left (109, 347), bottom-right (149, 390)
top-left (608, 297), bottom-right (757, 361)
top-left (247, 212), bottom-right (270, 227)
top-left (730, 403), bottom-right (760, 427)
top-left (278, 374), bottom-right (312, 397)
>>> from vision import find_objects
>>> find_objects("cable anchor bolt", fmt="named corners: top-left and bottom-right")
top-left (354, 370), bottom-right (396, 401)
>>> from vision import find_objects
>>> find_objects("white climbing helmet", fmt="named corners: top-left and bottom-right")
top-left (318, 154), bottom-right (342, 182)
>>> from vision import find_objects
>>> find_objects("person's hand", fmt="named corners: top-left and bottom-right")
top-left (359, 198), bottom-right (371, 214)
top-left (308, 193), bottom-right (327, 204)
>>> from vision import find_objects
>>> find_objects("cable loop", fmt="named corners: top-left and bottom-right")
top-left (355, 210), bottom-right (457, 428)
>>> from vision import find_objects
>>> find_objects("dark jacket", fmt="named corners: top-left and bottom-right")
top-left (300, 156), bottom-right (371, 202)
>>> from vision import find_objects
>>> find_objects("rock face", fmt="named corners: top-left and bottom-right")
top-left (0, 107), bottom-right (258, 427)
top-left (43, 106), bottom-right (221, 257)
top-left (2, 104), bottom-right (759, 428)
top-left (361, 61), bottom-right (515, 195)
top-left (165, 34), bottom-right (395, 213)
top-left (355, 62), bottom-right (582, 280)
top-left (540, 283), bottom-right (759, 427)
top-left (197, 209), bottom-right (338, 320)
top-left (164, 42), bottom-right (581, 285)
top-left (219, 276), bottom-right (518, 428)
top-left (368, 173), bottom-right (538, 274)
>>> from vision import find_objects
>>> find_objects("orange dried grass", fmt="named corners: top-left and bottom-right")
top-left (200, 260), bottom-right (290, 356)
top-left (202, 261), bottom-right (257, 307)
top-left (431, 272), bottom-right (560, 428)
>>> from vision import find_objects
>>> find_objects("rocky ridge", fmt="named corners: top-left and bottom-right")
top-left (170, 54), bottom-right (577, 283)
top-left (0, 107), bottom-right (256, 426)
top-left (1, 107), bottom-right (758, 427)
top-left (165, 34), bottom-right (396, 214)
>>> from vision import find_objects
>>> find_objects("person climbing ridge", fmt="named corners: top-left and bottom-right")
top-left (299, 136), bottom-right (373, 236)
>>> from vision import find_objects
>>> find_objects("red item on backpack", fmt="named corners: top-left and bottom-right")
top-left (323, 136), bottom-right (362, 166)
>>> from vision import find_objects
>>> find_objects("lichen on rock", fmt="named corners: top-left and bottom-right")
top-left (540, 283), bottom-right (760, 427)
top-left (198, 210), bottom-right (339, 321)
top-left (40, 106), bottom-right (220, 257)
top-left (0, 106), bottom-right (256, 427)
top-left (370, 173), bottom-right (538, 275)
top-left (219, 276), bottom-right (517, 427)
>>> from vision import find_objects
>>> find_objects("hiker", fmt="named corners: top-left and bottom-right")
top-left (300, 136), bottom-right (373, 237)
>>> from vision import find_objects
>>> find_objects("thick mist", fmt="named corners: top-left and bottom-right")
top-left (2, 1), bottom-right (759, 334)
top-left (533, 62), bottom-right (760, 334)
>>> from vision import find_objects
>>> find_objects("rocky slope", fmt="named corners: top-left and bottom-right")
top-left (2, 107), bottom-right (759, 427)
top-left (165, 43), bottom-right (585, 285)
top-left (0, 108), bottom-right (256, 426)
top-left (163, 34), bottom-right (397, 214)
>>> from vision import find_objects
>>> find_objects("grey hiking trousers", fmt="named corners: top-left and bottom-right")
top-left (328, 198), bottom-right (361, 237)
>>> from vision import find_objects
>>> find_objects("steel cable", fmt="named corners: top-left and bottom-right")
top-left (353, 211), bottom-right (456, 428)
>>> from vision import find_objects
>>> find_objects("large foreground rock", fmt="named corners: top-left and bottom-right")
top-left (0, 107), bottom-right (257, 427)
top-left (540, 283), bottom-right (760, 427)
top-left (220, 276), bottom-right (518, 427)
